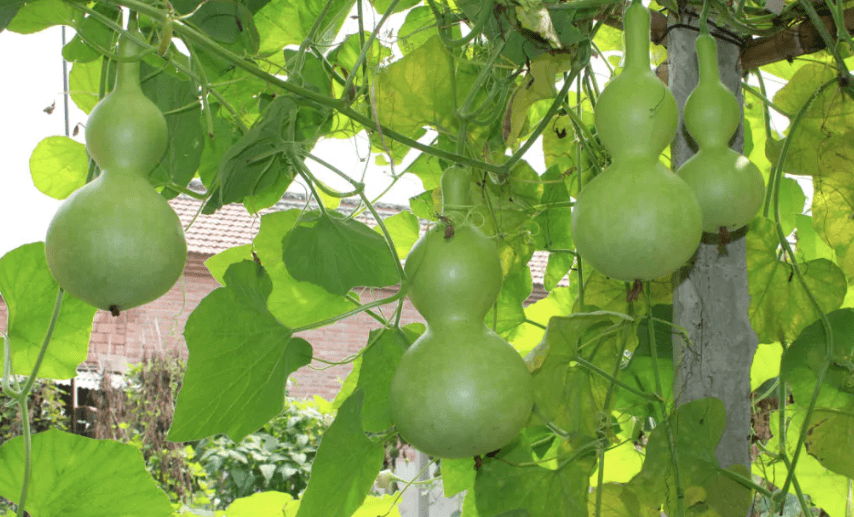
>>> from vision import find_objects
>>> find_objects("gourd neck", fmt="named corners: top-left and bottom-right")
top-left (441, 166), bottom-right (471, 220)
top-left (623, 0), bottom-right (652, 73)
top-left (695, 34), bottom-right (719, 86)
top-left (114, 25), bottom-right (145, 94)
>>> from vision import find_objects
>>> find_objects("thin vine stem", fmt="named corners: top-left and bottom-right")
top-left (645, 282), bottom-right (686, 517)
top-left (339, 0), bottom-right (402, 103)
top-left (291, 292), bottom-right (404, 334)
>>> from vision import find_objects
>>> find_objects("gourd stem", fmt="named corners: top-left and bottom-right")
top-left (441, 167), bottom-right (471, 214)
top-left (698, 0), bottom-right (711, 35)
top-left (622, 1), bottom-right (651, 72)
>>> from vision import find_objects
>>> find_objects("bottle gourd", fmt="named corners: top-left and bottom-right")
top-left (390, 167), bottom-right (534, 459)
top-left (45, 24), bottom-right (186, 315)
top-left (676, 34), bottom-right (765, 233)
top-left (571, 0), bottom-right (702, 282)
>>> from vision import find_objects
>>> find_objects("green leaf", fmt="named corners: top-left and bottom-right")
top-left (442, 457), bottom-right (477, 498)
top-left (804, 403), bottom-right (854, 478)
top-left (375, 210), bottom-right (420, 259)
top-left (756, 409), bottom-right (852, 516)
top-left (327, 32), bottom-right (392, 88)
top-left (187, 0), bottom-right (260, 55)
top-left (504, 54), bottom-right (574, 147)
top-left (254, 0), bottom-right (354, 54)
top-left (295, 390), bottom-right (385, 517)
top-left (812, 159), bottom-right (854, 281)
top-left (750, 343), bottom-right (783, 392)
top-left (204, 244), bottom-right (254, 284)
top-left (587, 484), bottom-right (641, 517)
top-left (794, 214), bottom-right (834, 263)
top-left (747, 218), bottom-right (847, 344)
top-left (0, 243), bottom-right (97, 380)
top-left (283, 211), bottom-right (400, 296)
top-left (404, 152), bottom-right (445, 191)
top-left (544, 253), bottom-right (573, 291)
top-left (168, 261), bottom-right (313, 442)
top-left (525, 312), bottom-right (638, 438)
top-left (354, 328), bottom-right (410, 432)
top-left (203, 93), bottom-right (331, 213)
top-left (475, 435), bottom-right (593, 517)
top-left (0, 0), bottom-right (25, 32)
top-left (780, 308), bottom-right (854, 408)
top-left (198, 111), bottom-right (240, 189)
top-left (5, 0), bottom-right (78, 33)
top-left (254, 210), bottom-right (353, 328)
top-left (141, 62), bottom-right (205, 197)
top-left (398, 6), bottom-right (438, 55)
top-left (60, 4), bottom-right (120, 63)
top-left (68, 59), bottom-right (101, 114)
top-left (777, 177), bottom-right (806, 237)
top-left (29, 136), bottom-right (89, 200)
top-left (226, 491), bottom-right (297, 516)
top-left (577, 269), bottom-right (672, 315)
top-left (488, 266), bottom-right (532, 337)
top-left (766, 64), bottom-right (854, 176)
top-left (374, 36), bottom-right (455, 138)
top-left (0, 429), bottom-right (173, 516)
top-left (626, 398), bottom-right (754, 517)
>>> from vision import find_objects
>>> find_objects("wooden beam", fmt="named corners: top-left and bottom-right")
top-left (601, 7), bottom-right (854, 73)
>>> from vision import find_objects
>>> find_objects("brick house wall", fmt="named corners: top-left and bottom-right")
top-left (0, 191), bottom-right (558, 402)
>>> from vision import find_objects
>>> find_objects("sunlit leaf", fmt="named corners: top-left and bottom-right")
top-left (295, 390), bottom-right (384, 517)
top-left (812, 157), bottom-right (854, 281)
top-left (354, 328), bottom-right (411, 433)
top-left (0, 429), bottom-right (173, 516)
top-left (544, 253), bottom-right (573, 291)
top-left (29, 136), bottom-right (89, 200)
top-left (780, 308), bottom-right (854, 408)
top-left (587, 484), bottom-right (641, 517)
top-left (488, 266), bottom-right (532, 336)
top-left (442, 457), bottom-right (477, 498)
top-left (283, 211), bottom-right (400, 296)
top-left (0, 243), bottom-right (96, 380)
top-left (255, 210), bottom-right (354, 329)
top-left (398, 6), bottom-right (438, 55)
top-left (254, 0), bottom-right (354, 54)
top-left (226, 491), bottom-right (298, 517)
top-left (794, 214), bottom-right (834, 263)
top-left (747, 217), bottom-right (847, 344)
top-left (5, 0), bottom-right (78, 33)
top-left (168, 261), bottom-right (313, 442)
top-left (755, 409), bottom-right (852, 516)
top-left (750, 343), bottom-right (783, 392)
top-left (374, 210), bottom-right (420, 259)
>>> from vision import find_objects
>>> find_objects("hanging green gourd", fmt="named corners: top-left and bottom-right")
top-left (571, 0), bottom-right (703, 282)
top-left (676, 32), bottom-right (765, 234)
top-left (45, 18), bottom-right (187, 315)
top-left (390, 166), bottom-right (534, 459)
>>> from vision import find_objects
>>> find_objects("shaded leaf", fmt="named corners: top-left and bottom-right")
top-left (29, 136), bottom-right (89, 200)
top-left (0, 243), bottom-right (96, 380)
top-left (488, 266), bottom-right (532, 336)
top-left (587, 484), bottom-right (641, 517)
top-left (544, 252), bottom-right (573, 291)
top-left (626, 398), bottom-right (754, 517)
top-left (295, 390), bottom-right (385, 517)
top-left (283, 211), bottom-right (400, 296)
top-left (804, 403), bottom-right (854, 479)
top-left (168, 261), bottom-right (313, 442)
top-left (475, 435), bottom-right (593, 517)
top-left (60, 4), bottom-right (120, 63)
top-left (747, 217), bottom-right (847, 344)
top-left (0, 429), bottom-right (173, 516)
top-left (141, 61), bottom-right (205, 197)
top-left (254, 210), bottom-right (353, 328)
top-left (525, 312), bottom-right (637, 439)
top-left (780, 308), bottom-right (854, 408)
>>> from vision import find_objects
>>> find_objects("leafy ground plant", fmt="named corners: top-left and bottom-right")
top-left (2, 0), bottom-right (854, 515)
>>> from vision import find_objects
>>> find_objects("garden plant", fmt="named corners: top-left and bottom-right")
top-left (1, 0), bottom-right (854, 515)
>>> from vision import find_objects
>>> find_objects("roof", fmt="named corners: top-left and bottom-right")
top-left (169, 184), bottom-right (566, 288)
